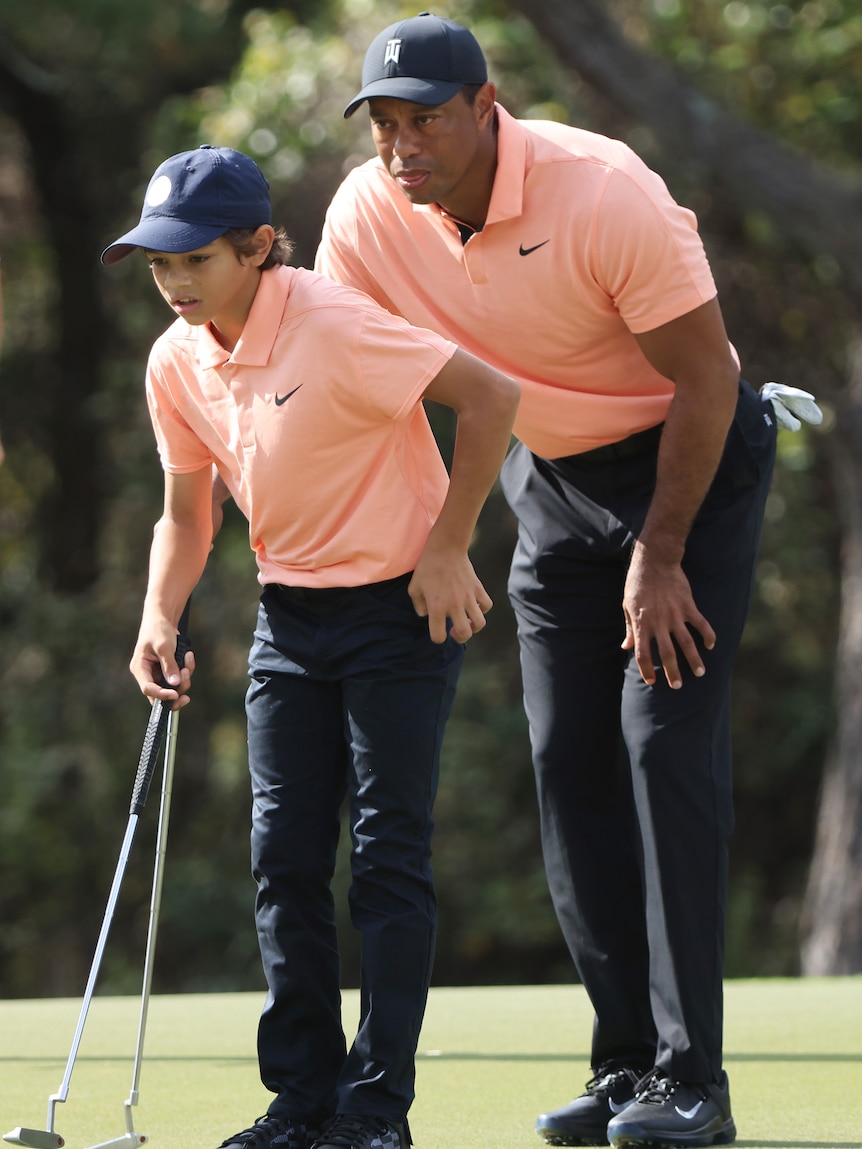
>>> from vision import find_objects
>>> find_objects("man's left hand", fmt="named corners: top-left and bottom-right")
top-left (622, 540), bottom-right (716, 688)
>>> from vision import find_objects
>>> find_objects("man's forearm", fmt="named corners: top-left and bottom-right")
top-left (638, 378), bottom-right (737, 562)
top-left (633, 297), bottom-right (740, 562)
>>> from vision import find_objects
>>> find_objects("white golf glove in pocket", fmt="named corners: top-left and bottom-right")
top-left (760, 382), bottom-right (824, 432)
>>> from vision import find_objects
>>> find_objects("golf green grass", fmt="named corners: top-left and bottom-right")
top-left (1, 980), bottom-right (860, 1149)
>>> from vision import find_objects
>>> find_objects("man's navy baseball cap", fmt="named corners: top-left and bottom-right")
top-left (343, 11), bottom-right (488, 118)
top-left (101, 145), bottom-right (272, 265)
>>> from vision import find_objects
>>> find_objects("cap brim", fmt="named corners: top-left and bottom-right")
top-left (100, 219), bottom-right (229, 265)
top-left (343, 76), bottom-right (465, 118)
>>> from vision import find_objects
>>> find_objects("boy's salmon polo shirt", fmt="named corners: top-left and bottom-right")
top-left (316, 106), bottom-right (725, 460)
top-left (145, 264), bottom-right (456, 587)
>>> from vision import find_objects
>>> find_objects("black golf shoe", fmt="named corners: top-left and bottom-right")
top-left (311, 1114), bottom-right (410, 1149)
top-left (536, 1066), bottom-right (642, 1145)
top-left (606, 1070), bottom-right (736, 1147)
top-left (218, 1114), bottom-right (321, 1149)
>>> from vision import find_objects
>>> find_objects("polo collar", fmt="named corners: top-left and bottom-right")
top-left (485, 106), bottom-right (527, 224)
top-left (196, 264), bottom-right (293, 369)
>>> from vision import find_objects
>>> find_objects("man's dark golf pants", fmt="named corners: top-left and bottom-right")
top-left (501, 380), bottom-right (776, 1084)
top-left (245, 574), bottom-right (463, 1123)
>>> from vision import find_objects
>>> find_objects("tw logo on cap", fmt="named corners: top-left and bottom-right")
top-left (383, 38), bottom-right (403, 66)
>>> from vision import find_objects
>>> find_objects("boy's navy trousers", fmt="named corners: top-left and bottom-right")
top-left (245, 573), bottom-right (463, 1123)
top-left (500, 379), bottom-right (776, 1083)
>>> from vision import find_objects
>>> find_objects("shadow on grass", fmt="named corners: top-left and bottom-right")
top-left (419, 1050), bottom-right (862, 1064)
top-left (3, 1050), bottom-right (862, 1065)
top-left (726, 1052), bottom-right (862, 1063)
top-left (736, 1143), bottom-right (862, 1148)
top-left (0, 1055), bottom-right (256, 1065)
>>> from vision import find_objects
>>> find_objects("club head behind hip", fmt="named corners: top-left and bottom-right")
top-left (3, 1130), bottom-right (65, 1149)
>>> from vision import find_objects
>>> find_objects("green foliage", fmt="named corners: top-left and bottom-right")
top-left (628, 0), bottom-right (862, 161)
top-left (0, 0), bottom-right (854, 997)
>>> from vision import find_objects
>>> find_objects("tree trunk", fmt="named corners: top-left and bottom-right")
top-left (505, 0), bottom-right (862, 291)
top-left (800, 336), bottom-right (862, 973)
top-left (0, 50), bottom-right (107, 591)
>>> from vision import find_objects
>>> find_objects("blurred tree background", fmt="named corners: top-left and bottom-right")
top-left (0, 0), bottom-right (856, 1000)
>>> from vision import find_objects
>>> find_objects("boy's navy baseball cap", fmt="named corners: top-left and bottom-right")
top-left (101, 145), bottom-right (271, 265)
top-left (343, 11), bottom-right (488, 118)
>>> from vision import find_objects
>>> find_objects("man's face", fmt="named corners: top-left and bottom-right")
top-left (368, 88), bottom-right (492, 214)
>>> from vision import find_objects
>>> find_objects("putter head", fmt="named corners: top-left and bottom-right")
top-left (84, 1136), bottom-right (146, 1149)
top-left (3, 1130), bottom-right (65, 1149)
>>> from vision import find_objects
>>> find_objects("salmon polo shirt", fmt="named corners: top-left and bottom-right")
top-left (145, 264), bottom-right (456, 587)
top-left (316, 105), bottom-right (722, 459)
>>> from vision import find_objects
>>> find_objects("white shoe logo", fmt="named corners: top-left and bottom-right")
top-left (608, 1099), bottom-right (630, 1114)
top-left (674, 1101), bottom-right (704, 1120)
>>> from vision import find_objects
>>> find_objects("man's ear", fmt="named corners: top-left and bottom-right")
top-left (249, 224), bottom-right (275, 266)
top-left (474, 81), bottom-right (497, 129)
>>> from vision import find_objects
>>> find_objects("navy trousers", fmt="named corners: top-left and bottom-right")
top-left (500, 381), bottom-right (776, 1083)
top-left (245, 574), bottom-right (464, 1123)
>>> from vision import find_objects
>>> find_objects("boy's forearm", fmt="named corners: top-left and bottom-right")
top-left (140, 468), bottom-right (214, 629)
top-left (421, 350), bottom-right (519, 552)
top-left (409, 366), bottom-right (517, 644)
top-left (141, 517), bottom-right (210, 629)
top-left (429, 401), bottom-right (515, 551)
top-left (130, 517), bottom-right (209, 705)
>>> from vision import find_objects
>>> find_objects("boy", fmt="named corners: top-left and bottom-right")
top-left (101, 144), bottom-right (518, 1149)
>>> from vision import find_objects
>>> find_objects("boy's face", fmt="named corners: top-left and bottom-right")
top-left (144, 234), bottom-right (266, 348)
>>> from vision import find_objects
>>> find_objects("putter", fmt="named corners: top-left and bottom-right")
top-left (86, 697), bottom-right (182, 1149)
top-left (5, 620), bottom-right (190, 1149)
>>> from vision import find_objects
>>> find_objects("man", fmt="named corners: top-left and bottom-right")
top-left (103, 144), bottom-right (518, 1149)
top-left (315, 13), bottom-right (778, 1148)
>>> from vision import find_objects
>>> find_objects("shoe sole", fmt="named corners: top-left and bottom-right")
top-left (537, 1131), bottom-right (609, 1147)
top-left (610, 1119), bottom-right (736, 1149)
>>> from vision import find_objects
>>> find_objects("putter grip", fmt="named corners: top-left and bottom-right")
top-left (129, 629), bottom-right (191, 816)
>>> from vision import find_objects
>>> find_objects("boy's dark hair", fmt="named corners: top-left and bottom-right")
top-left (224, 226), bottom-right (294, 270)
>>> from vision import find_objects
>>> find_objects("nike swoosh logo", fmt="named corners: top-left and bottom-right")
top-left (674, 1101), bottom-right (704, 1120)
top-left (519, 240), bottom-right (550, 256)
top-left (608, 1099), bottom-right (630, 1114)
top-left (275, 385), bottom-right (303, 406)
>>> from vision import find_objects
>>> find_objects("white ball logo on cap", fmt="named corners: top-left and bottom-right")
top-left (146, 175), bottom-right (173, 207)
